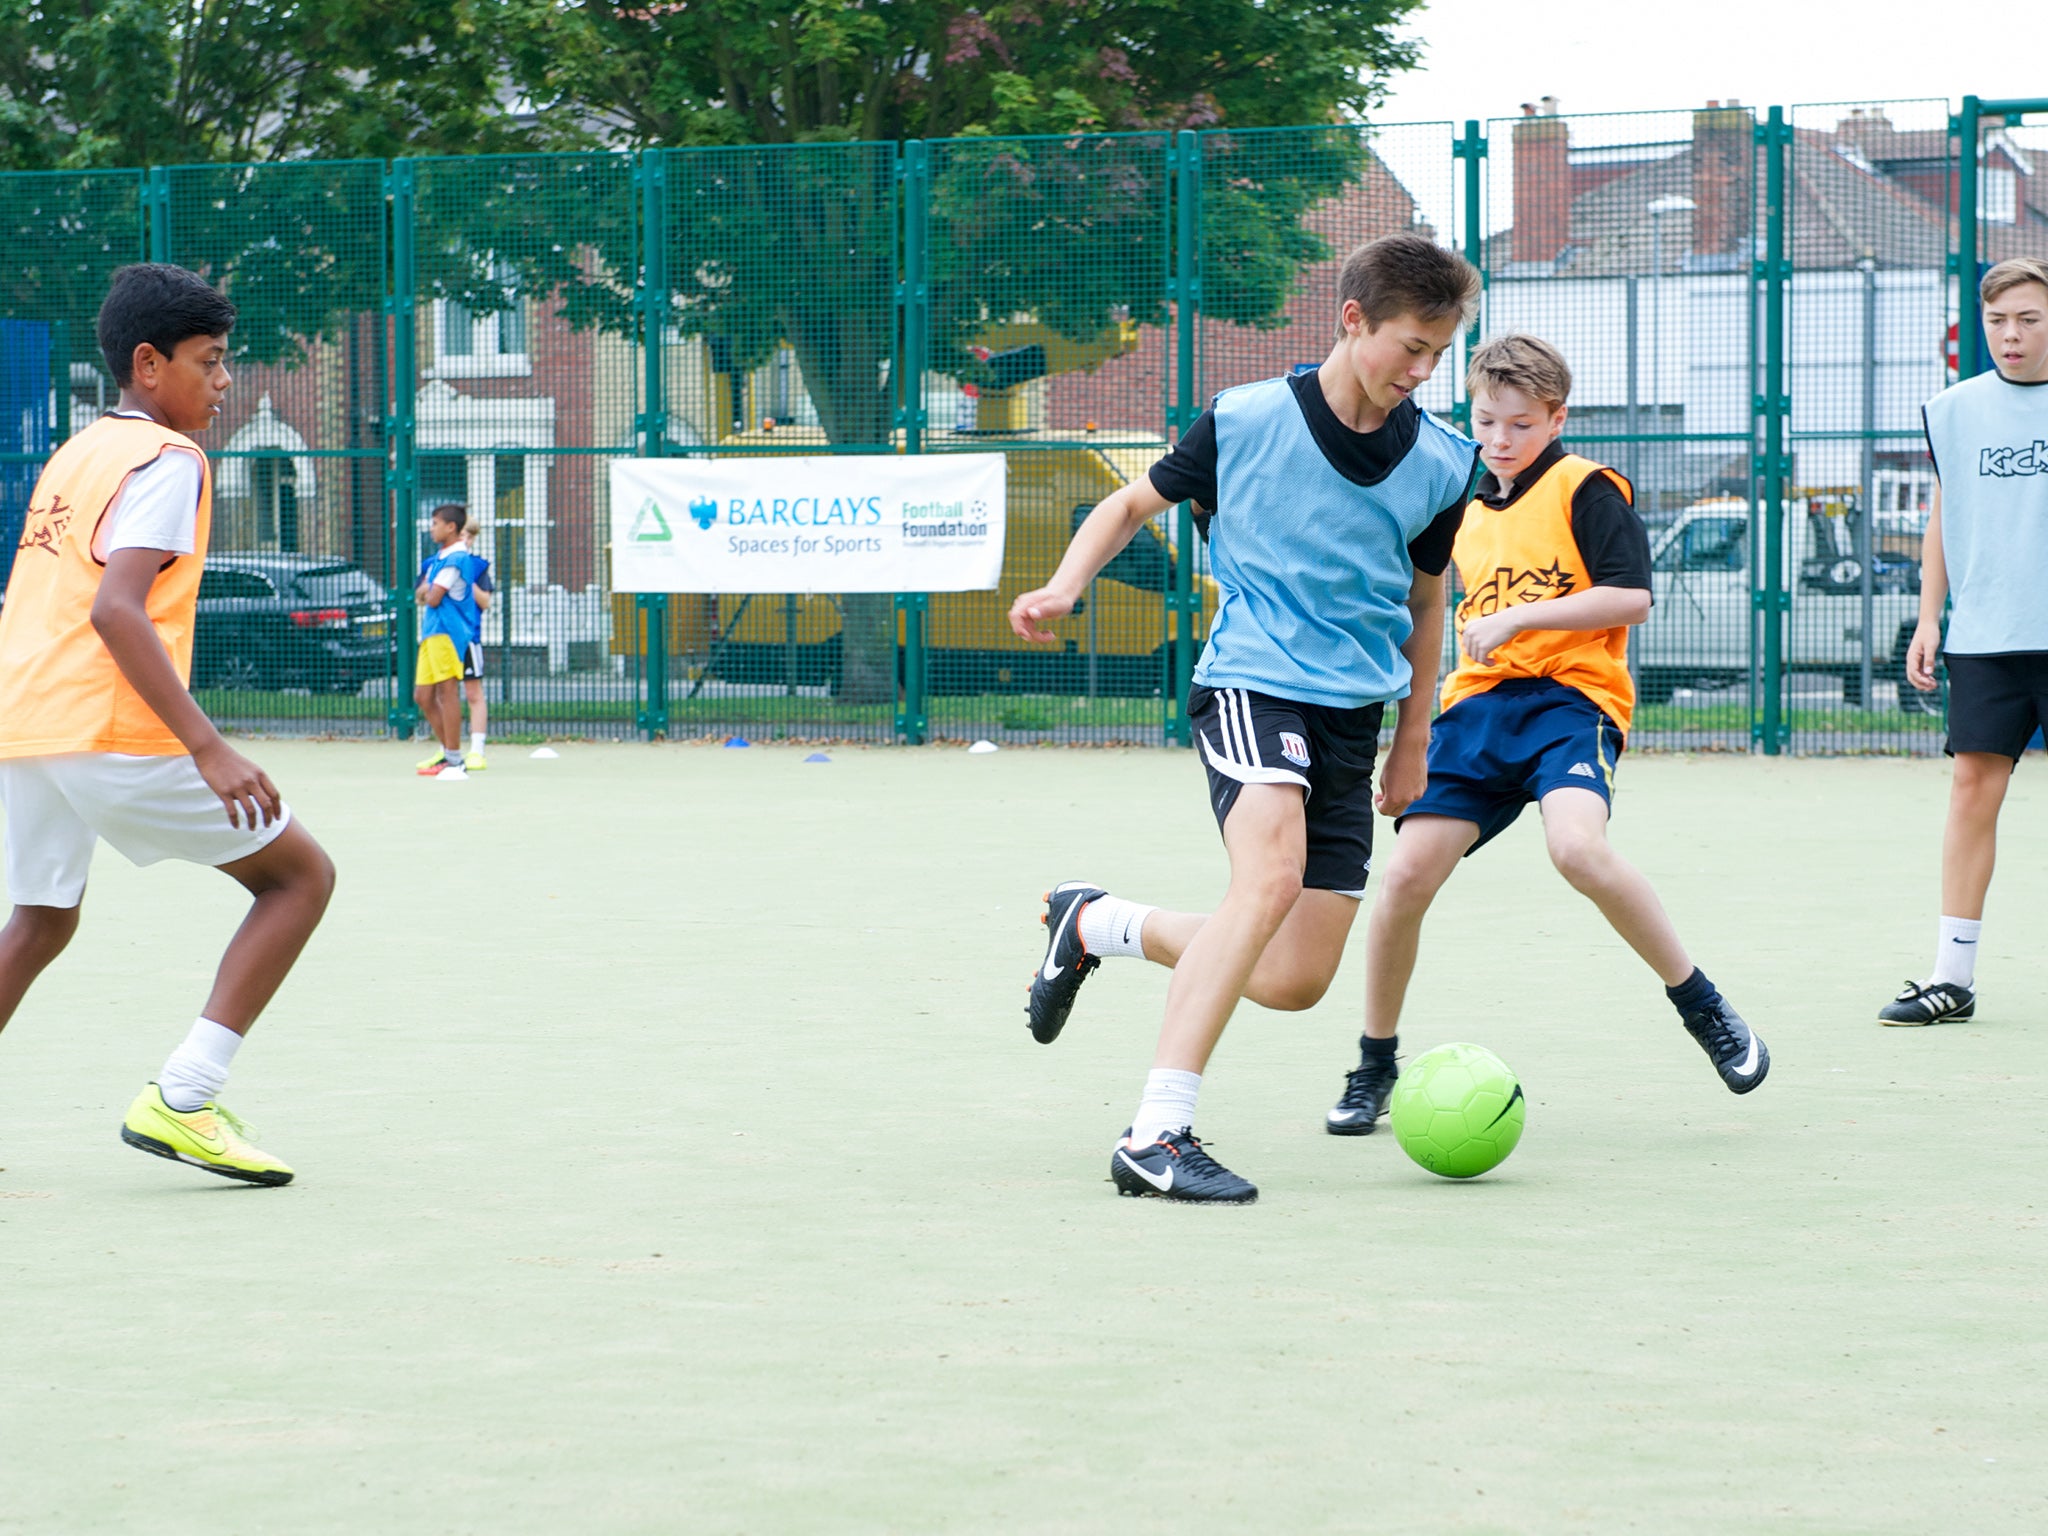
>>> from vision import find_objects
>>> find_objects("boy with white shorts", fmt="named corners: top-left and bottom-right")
top-left (0, 263), bottom-right (335, 1185)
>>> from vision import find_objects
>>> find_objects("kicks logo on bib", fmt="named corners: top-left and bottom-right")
top-left (1279, 732), bottom-right (1311, 767)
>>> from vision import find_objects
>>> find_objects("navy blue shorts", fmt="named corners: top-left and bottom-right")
top-left (1402, 679), bottom-right (1622, 854)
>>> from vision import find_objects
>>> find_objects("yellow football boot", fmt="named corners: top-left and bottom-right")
top-left (465, 750), bottom-right (488, 771)
top-left (120, 1085), bottom-right (295, 1186)
top-left (415, 749), bottom-right (447, 772)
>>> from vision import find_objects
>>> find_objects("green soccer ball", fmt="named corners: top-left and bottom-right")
top-left (1388, 1042), bottom-right (1526, 1179)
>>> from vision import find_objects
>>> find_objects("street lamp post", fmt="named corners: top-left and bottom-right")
top-left (1646, 193), bottom-right (1695, 517)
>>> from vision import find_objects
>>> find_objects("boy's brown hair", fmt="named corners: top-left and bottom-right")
top-left (1335, 233), bottom-right (1482, 339)
top-left (1980, 258), bottom-right (2048, 306)
top-left (430, 502), bottom-right (468, 533)
top-left (1465, 333), bottom-right (1573, 411)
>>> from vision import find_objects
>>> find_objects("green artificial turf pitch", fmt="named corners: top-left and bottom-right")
top-left (2, 743), bottom-right (2044, 1534)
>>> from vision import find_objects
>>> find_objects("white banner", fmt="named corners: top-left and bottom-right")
top-left (609, 453), bottom-right (1006, 594)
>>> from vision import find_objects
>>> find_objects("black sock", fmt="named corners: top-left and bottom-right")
top-left (1666, 967), bottom-right (1718, 1016)
top-left (1361, 1033), bottom-right (1397, 1064)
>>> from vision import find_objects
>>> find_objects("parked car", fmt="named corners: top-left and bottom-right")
top-left (194, 552), bottom-right (393, 693)
top-left (1634, 499), bottom-right (1926, 708)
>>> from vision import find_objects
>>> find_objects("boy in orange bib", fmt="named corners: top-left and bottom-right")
top-left (0, 264), bottom-right (335, 1186)
top-left (1324, 334), bottom-right (1768, 1135)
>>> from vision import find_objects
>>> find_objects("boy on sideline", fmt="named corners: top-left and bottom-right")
top-left (1884, 257), bottom-right (2048, 1024)
top-left (0, 263), bottom-right (335, 1185)
top-left (1322, 333), bottom-right (1766, 1134)
top-left (413, 503), bottom-right (482, 777)
top-left (459, 537), bottom-right (494, 770)
top-left (1010, 233), bottom-right (1483, 1203)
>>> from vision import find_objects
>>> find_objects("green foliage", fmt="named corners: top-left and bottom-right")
top-left (0, 169), bottom-right (143, 370)
top-left (518, 0), bottom-right (1422, 146)
top-left (414, 152), bottom-right (641, 359)
top-left (0, 0), bottom-right (544, 172)
top-left (161, 162), bottom-right (387, 370)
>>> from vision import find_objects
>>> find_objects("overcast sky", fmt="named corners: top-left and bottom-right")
top-left (1376, 0), bottom-right (2032, 128)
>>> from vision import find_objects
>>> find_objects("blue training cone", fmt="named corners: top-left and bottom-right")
top-left (725, 736), bottom-right (751, 748)
top-left (803, 752), bottom-right (831, 763)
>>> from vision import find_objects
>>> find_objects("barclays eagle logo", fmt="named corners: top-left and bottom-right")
top-left (688, 495), bottom-right (719, 530)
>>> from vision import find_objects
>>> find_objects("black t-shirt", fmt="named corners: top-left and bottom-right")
top-left (1146, 370), bottom-right (1475, 577)
top-left (1471, 441), bottom-right (1653, 589)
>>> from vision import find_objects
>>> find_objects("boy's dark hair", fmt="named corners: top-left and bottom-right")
top-left (430, 503), bottom-right (468, 533)
top-left (1335, 234), bottom-right (1482, 339)
top-left (97, 264), bottom-right (236, 387)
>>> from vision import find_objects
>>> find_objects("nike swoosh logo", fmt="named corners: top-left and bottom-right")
top-left (1117, 1149), bottom-right (1173, 1191)
top-left (1951, 937), bottom-right (1978, 945)
top-left (1731, 1032), bottom-right (1761, 1077)
top-left (153, 1106), bottom-right (226, 1155)
top-left (1040, 897), bottom-right (1082, 981)
top-left (1485, 1082), bottom-right (1525, 1129)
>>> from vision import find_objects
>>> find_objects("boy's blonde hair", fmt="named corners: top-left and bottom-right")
top-left (1465, 333), bottom-right (1573, 411)
top-left (1981, 258), bottom-right (2048, 306)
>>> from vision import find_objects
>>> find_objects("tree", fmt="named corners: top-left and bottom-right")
top-left (0, 0), bottom-right (547, 173)
top-left (510, 0), bottom-right (1421, 701)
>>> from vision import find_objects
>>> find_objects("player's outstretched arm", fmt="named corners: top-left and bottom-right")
top-left (1460, 586), bottom-right (1652, 665)
top-left (1008, 477), bottom-right (1174, 642)
top-left (1379, 568), bottom-right (1447, 817)
top-left (1906, 483), bottom-right (1947, 692)
top-left (91, 548), bottom-right (281, 829)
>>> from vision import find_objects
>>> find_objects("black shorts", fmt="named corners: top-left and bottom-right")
top-left (461, 641), bottom-right (485, 681)
top-left (1944, 651), bottom-right (2048, 759)
top-left (1188, 683), bottom-right (1384, 896)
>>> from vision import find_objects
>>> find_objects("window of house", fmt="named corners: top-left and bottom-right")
top-left (432, 259), bottom-right (531, 378)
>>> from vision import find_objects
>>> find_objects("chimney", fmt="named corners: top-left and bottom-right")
top-left (1513, 100), bottom-right (1571, 266)
top-left (1691, 100), bottom-right (1753, 259)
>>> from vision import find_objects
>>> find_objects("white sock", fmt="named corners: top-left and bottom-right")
top-left (158, 1018), bottom-right (244, 1112)
top-left (1931, 915), bottom-right (1982, 988)
top-left (1129, 1068), bottom-right (1201, 1146)
top-left (1078, 895), bottom-right (1155, 959)
top-left (471, 731), bottom-right (487, 756)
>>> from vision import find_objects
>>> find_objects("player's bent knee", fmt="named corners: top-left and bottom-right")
top-left (8, 903), bottom-right (80, 958)
top-left (1547, 835), bottom-right (1614, 892)
top-left (1263, 973), bottom-right (1333, 1011)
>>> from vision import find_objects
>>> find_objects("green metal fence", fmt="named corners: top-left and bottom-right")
top-left (0, 102), bottom-right (2031, 752)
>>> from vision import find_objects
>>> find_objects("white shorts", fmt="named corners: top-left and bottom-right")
top-left (0, 753), bottom-right (291, 908)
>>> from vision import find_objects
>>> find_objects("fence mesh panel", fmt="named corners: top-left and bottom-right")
top-left (158, 160), bottom-right (389, 732)
top-left (1779, 101), bottom-right (1955, 754)
top-left (1484, 106), bottom-right (1759, 753)
top-left (646, 141), bottom-right (901, 742)
top-left (921, 132), bottom-right (1176, 744)
top-left (410, 151), bottom-right (639, 741)
top-left (0, 170), bottom-right (145, 584)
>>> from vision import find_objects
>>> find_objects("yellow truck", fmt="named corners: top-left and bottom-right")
top-left (614, 432), bottom-right (1215, 696)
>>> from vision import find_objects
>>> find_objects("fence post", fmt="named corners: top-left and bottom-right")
top-left (1955, 97), bottom-right (1983, 382)
top-left (1451, 121), bottom-right (1487, 433)
top-left (385, 158), bottom-right (420, 738)
top-left (895, 140), bottom-right (930, 744)
top-left (1754, 108), bottom-right (1791, 756)
top-left (144, 167), bottom-right (169, 261)
top-left (1164, 128), bottom-right (1203, 747)
top-left (635, 149), bottom-right (670, 740)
